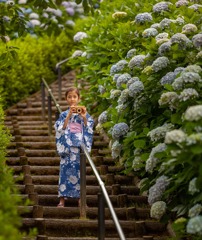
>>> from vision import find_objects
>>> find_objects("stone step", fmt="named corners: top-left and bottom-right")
top-left (36, 194), bottom-right (148, 207)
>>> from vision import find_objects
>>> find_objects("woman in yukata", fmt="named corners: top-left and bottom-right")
top-left (54, 87), bottom-right (94, 207)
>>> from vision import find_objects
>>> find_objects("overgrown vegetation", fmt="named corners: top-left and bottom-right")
top-left (68, 0), bottom-right (202, 238)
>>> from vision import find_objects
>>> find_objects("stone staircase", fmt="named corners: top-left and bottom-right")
top-left (5, 71), bottom-right (170, 240)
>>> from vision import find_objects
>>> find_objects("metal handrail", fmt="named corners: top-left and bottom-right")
top-left (81, 143), bottom-right (126, 240)
top-left (55, 57), bottom-right (71, 101)
top-left (41, 78), bottom-right (126, 240)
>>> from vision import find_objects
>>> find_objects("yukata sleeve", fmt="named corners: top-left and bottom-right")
top-left (54, 112), bottom-right (66, 135)
top-left (83, 113), bottom-right (94, 152)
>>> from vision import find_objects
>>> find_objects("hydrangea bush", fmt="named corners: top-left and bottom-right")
top-left (69, 0), bottom-right (202, 238)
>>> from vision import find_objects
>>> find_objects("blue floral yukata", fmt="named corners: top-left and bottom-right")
top-left (54, 108), bottom-right (94, 199)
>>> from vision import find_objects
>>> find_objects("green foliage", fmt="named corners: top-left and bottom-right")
top-left (0, 101), bottom-right (24, 240)
top-left (0, 31), bottom-right (74, 108)
top-left (68, 0), bottom-right (202, 238)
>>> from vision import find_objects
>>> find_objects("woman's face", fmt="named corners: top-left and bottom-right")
top-left (66, 90), bottom-right (80, 106)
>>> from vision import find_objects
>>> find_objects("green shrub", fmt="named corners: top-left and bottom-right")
top-left (68, 0), bottom-right (202, 238)
top-left (0, 101), bottom-right (24, 240)
top-left (0, 31), bottom-right (74, 108)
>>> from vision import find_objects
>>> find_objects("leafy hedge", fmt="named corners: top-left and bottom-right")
top-left (0, 31), bottom-right (74, 108)
top-left (68, 0), bottom-right (202, 239)
top-left (0, 102), bottom-right (25, 240)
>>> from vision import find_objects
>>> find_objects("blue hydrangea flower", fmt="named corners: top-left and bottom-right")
top-left (160, 18), bottom-right (174, 29)
top-left (98, 111), bottom-right (108, 124)
top-left (128, 81), bottom-right (144, 97)
top-left (188, 4), bottom-right (202, 11)
top-left (151, 56), bottom-right (169, 72)
top-left (110, 60), bottom-right (128, 75)
top-left (148, 175), bottom-right (170, 205)
top-left (151, 23), bottom-right (161, 29)
top-left (126, 49), bottom-right (137, 59)
top-left (116, 73), bottom-right (131, 88)
top-left (116, 103), bottom-right (128, 114)
top-left (153, 1), bottom-right (172, 13)
top-left (118, 89), bottom-right (129, 104)
top-left (171, 33), bottom-right (192, 49)
top-left (98, 85), bottom-right (106, 94)
top-left (160, 72), bottom-right (176, 85)
top-left (174, 67), bottom-right (185, 75)
top-left (192, 34), bottom-right (202, 48)
top-left (135, 12), bottom-right (153, 24)
top-left (112, 74), bottom-right (121, 83)
top-left (127, 77), bottom-right (140, 88)
top-left (176, 0), bottom-right (189, 7)
top-left (128, 55), bottom-right (146, 69)
top-left (142, 28), bottom-right (158, 38)
top-left (111, 140), bottom-right (122, 159)
top-left (158, 41), bottom-right (171, 55)
top-left (112, 122), bottom-right (129, 139)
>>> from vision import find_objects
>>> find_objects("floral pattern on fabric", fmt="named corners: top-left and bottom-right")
top-left (54, 109), bottom-right (94, 198)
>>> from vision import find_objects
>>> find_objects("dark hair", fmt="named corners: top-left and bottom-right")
top-left (65, 87), bottom-right (80, 99)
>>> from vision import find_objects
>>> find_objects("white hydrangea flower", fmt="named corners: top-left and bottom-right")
top-left (160, 72), bottom-right (176, 85)
top-left (182, 24), bottom-right (198, 34)
top-left (126, 49), bottom-right (137, 59)
top-left (184, 105), bottom-right (202, 121)
top-left (165, 129), bottom-right (187, 144)
top-left (182, 72), bottom-right (202, 83)
top-left (158, 41), bottom-right (171, 55)
top-left (132, 156), bottom-right (142, 171)
top-left (188, 178), bottom-right (200, 195)
top-left (142, 28), bottom-right (158, 38)
top-left (29, 13), bottom-right (39, 19)
top-left (73, 32), bottom-right (87, 42)
top-left (172, 77), bottom-right (184, 90)
top-left (146, 143), bottom-right (167, 173)
top-left (111, 122), bottom-right (129, 139)
top-left (179, 88), bottom-right (199, 102)
top-left (148, 175), bottom-right (170, 205)
top-left (184, 65), bottom-right (202, 73)
top-left (72, 50), bottom-right (83, 58)
top-left (98, 111), bottom-right (108, 124)
top-left (112, 11), bottom-right (127, 19)
top-left (111, 140), bottom-right (122, 159)
top-left (151, 23), bottom-right (161, 29)
top-left (116, 103), bottom-right (128, 114)
top-left (159, 92), bottom-right (178, 110)
top-left (110, 89), bottom-right (121, 99)
top-left (189, 204), bottom-right (202, 218)
top-left (155, 32), bottom-right (169, 41)
top-left (176, 0), bottom-right (189, 7)
top-left (175, 17), bottom-right (185, 25)
top-left (153, 1), bottom-right (172, 13)
top-left (150, 201), bottom-right (167, 220)
top-left (188, 4), bottom-right (202, 11)
top-left (128, 55), bottom-right (146, 69)
top-left (187, 216), bottom-right (202, 235)
top-left (135, 12), bottom-right (153, 24)
top-left (65, 20), bottom-right (75, 27)
top-left (46, 7), bottom-right (62, 17)
top-left (192, 34), bottom-right (202, 48)
top-left (151, 57), bottom-right (169, 72)
top-left (196, 51), bottom-right (202, 59)
top-left (171, 33), bottom-right (192, 49)
top-left (118, 89), bottom-right (129, 104)
top-left (128, 80), bottom-right (144, 98)
top-left (148, 123), bottom-right (174, 142)
top-left (116, 73), bottom-right (131, 88)
top-left (30, 19), bottom-right (41, 26)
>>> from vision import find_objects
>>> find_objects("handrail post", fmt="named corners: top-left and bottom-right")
top-left (41, 81), bottom-right (46, 121)
top-left (58, 66), bottom-right (62, 101)
top-left (47, 95), bottom-right (52, 136)
top-left (98, 192), bottom-right (105, 240)
top-left (80, 148), bottom-right (86, 219)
